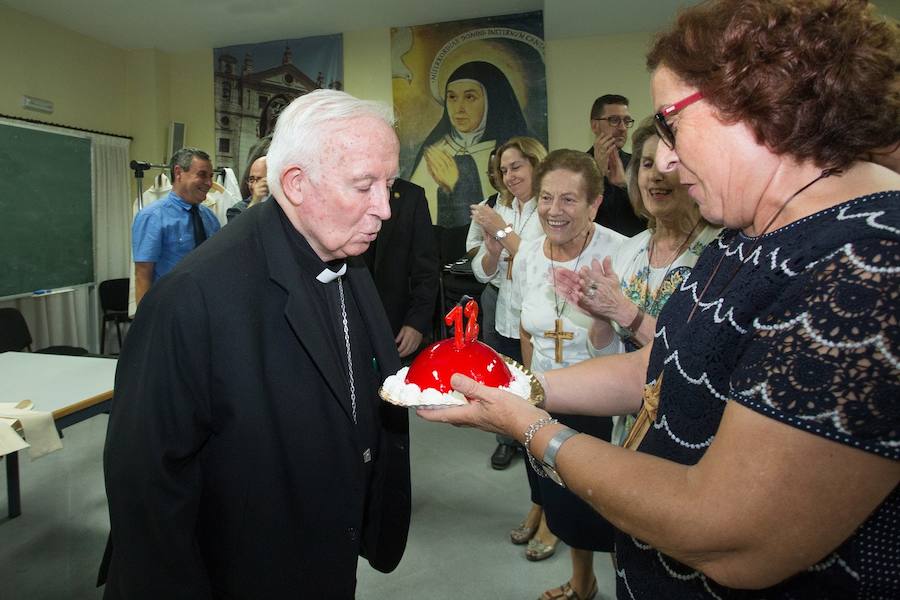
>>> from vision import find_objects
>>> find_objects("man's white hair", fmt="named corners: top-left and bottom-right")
top-left (266, 90), bottom-right (395, 199)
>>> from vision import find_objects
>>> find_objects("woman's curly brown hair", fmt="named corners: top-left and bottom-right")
top-left (647, 0), bottom-right (899, 169)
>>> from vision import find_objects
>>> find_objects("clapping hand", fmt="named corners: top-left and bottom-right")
top-left (607, 148), bottom-right (626, 187)
top-left (470, 203), bottom-right (507, 238)
top-left (552, 257), bottom-right (626, 320)
top-left (592, 134), bottom-right (617, 178)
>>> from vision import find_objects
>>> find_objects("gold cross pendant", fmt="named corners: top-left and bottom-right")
top-left (544, 318), bottom-right (574, 363)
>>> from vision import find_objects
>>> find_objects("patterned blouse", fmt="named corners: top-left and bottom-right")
top-left (613, 226), bottom-right (721, 320)
top-left (616, 191), bottom-right (899, 599)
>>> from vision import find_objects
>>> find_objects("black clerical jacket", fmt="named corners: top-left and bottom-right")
top-left (364, 178), bottom-right (439, 337)
top-left (103, 199), bottom-right (411, 599)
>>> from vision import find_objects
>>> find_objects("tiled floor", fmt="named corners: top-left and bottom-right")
top-left (1, 414), bottom-right (615, 599)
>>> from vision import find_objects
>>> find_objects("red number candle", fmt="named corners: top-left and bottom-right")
top-left (444, 304), bottom-right (464, 349)
top-left (464, 299), bottom-right (479, 344)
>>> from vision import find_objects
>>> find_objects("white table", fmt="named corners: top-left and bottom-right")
top-left (0, 352), bottom-right (117, 518)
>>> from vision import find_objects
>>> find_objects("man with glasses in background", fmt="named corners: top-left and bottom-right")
top-left (227, 136), bottom-right (271, 223)
top-left (588, 94), bottom-right (647, 236)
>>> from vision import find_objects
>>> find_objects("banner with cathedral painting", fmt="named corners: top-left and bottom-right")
top-left (392, 11), bottom-right (547, 227)
top-left (213, 35), bottom-right (342, 192)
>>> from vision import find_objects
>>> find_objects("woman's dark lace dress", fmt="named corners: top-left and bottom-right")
top-left (616, 191), bottom-right (899, 599)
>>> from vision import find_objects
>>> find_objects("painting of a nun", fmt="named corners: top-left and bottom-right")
top-left (409, 61), bottom-right (529, 227)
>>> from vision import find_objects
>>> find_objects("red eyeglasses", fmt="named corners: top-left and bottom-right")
top-left (654, 91), bottom-right (704, 149)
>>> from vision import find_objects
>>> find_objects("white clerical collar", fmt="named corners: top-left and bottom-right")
top-left (316, 263), bottom-right (347, 283)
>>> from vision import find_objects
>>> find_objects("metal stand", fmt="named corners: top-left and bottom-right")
top-left (129, 160), bottom-right (167, 211)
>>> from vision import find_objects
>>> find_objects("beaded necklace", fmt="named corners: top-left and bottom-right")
top-left (638, 219), bottom-right (702, 316)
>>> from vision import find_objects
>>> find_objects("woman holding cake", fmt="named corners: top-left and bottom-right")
top-left (420, 0), bottom-right (899, 597)
top-left (510, 149), bottom-right (625, 600)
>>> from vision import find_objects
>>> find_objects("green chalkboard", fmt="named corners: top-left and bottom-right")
top-left (0, 123), bottom-right (93, 297)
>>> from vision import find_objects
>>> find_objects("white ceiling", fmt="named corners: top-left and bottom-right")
top-left (1, 0), bottom-right (694, 51)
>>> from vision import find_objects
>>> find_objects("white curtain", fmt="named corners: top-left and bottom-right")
top-left (94, 136), bottom-right (132, 285)
top-left (0, 130), bottom-right (131, 353)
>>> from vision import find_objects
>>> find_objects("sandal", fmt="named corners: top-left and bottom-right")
top-left (537, 578), bottom-right (598, 600)
top-left (525, 536), bottom-right (558, 561)
top-left (510, 521), bottom-right (538, 545)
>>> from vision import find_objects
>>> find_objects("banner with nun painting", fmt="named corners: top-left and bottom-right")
top-left (392, 11), bottom-right (548, 227)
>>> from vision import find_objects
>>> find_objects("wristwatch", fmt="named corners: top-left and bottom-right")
top-left (494, 225), bottom-right (513, 240)
top-left (541, 427), bottom-right (579, 487)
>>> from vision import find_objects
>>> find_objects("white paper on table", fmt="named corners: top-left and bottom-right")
top-left (0, 400), bottom-right (63, 459)
top-left (0, 418), bottom-right (30, 455)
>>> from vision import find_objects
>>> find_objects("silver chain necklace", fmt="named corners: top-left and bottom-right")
top-left (337, 277), bottom-right (357, 424)
top-left (514, 200), bottom-right (536, 235)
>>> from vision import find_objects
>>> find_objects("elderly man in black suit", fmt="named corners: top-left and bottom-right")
top-left (102, 90), bottom-right (411, 599)
top-left (363, 178), bottom-right (439, 361)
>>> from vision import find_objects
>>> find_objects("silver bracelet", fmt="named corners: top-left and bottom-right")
top-left (523, 416), bottom-right (558, 478)
top-left (542, 427), bottom-right (580, 488)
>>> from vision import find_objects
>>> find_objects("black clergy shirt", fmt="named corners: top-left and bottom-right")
top-left (277, 204), bottom-right (380, 472)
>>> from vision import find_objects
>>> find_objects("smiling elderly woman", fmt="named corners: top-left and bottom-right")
top-left (419, 1), bottom-right (899, 598)
top-left (553, 121), bottom-right (721, 450)
top-left (510, 150), bottom-right (626, 599)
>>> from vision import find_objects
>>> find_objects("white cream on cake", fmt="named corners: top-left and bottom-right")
top-left (381, 364), bottom-right (533, 408)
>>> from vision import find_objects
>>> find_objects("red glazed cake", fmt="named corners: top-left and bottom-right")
top-left (405, 338), bottom-right (512, 393)
top-left (380, 299), bottom-right (533, 408)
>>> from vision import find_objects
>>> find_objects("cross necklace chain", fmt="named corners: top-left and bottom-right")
top-left (505, 200), bottom-right (537, 280)
top-left (336, 277), bottom-right (357, 425)
top-left (685, 168), bottom-right (840, 323)
top-left (545, 226), bottom-right (593, 363)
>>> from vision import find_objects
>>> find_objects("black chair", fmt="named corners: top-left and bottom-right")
top-left (433, 224), bottom-right (487, 338)
top-left (99, 278), bottom-right (131, 355)
top-left (0, 307), bottom-right (88, 355)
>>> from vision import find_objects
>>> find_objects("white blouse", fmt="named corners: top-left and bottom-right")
top-left (511, 223), bottom-right (626, 373)
top-left (472, 197), bottom-right (543, 338)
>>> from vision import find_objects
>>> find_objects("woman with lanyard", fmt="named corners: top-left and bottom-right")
top-left (556, 120), bottom-right (720, 446)
top-left (420, 0), bottom-right (899, 597)
top-left (511, 149), bottom-right (625, 598)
